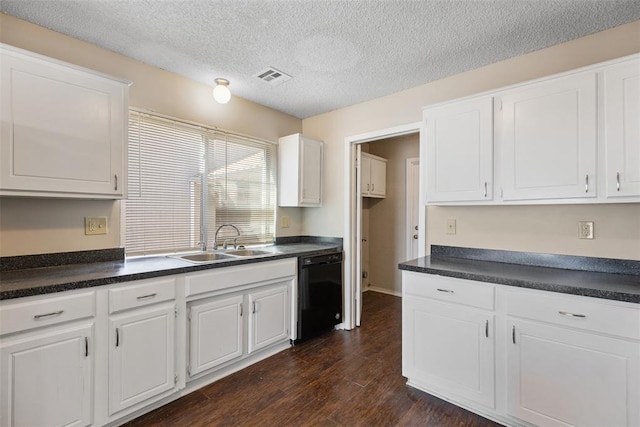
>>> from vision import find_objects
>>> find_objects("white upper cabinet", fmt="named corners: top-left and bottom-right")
top-left (0, 44), bottom-right (130, 198)
top-left (603, 59), bottom-right (640, 198)
top-left (499, 72), bottom-right (597, 201)
top-left (425, 97), bottom-right (493, 202)
top-left (278, 133), bottom-right (323, 207)
top-left (360, 152), bottom-right (387, 198)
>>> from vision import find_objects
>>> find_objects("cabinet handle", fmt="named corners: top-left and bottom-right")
top-left (585, 174), bottom-right (589, 193)
top-left (34, 310), bottom-right (64, 320)
top-left (485, 320), bottom-right (489, 338)
top-left (116, 328), bottom-right (120, 347)
top-left (512, 325), bottom-right (516, 344)
top-left (85, 337), bottom-right (89, 357)
top-left (436, 288), bottom-right (454, 294)
top-left (115, 174), bottom-right (118, 191)
top-left (240, 303), bottom-right (243, 317)
top-left (484, 182), bottom-right (487, 198)
top-left (252, 301), bottom-right (257, 314)
top-left (616, 172), bottom-right (620, 192)
top-left (558, 311), bottom-right (586, 318)
top-left (372, 184), bottom-right (374, 191)
top-left (136, 293), bottom-right (157, 300)
top-left (367, 184), bottom-right (370, 192)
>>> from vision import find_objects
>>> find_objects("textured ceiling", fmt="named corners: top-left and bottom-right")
top-left (2, 1), bottom-right (639, 119)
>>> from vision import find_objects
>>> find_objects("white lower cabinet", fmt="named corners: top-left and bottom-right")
top-left (507, 319), bottom-right (640, 427)
top-left (0, 323), bottom-right (94, 427)
top-left (188, 294), bottom-right (243, 376)
top-left (108, 302), bottom-right (176, 415)
top-left (247, 283), bottom-right (290, 354)
top-left (402, 271), bottom-right (640, 427)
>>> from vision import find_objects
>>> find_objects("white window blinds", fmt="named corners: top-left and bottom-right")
top-left (123, 111), bottom-right (276, 256)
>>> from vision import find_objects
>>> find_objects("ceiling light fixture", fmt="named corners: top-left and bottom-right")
top-left (213, 78), bottom-right (231, 104)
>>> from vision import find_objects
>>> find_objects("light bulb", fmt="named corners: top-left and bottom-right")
top-left (213, 78), bottom-right (231, 104)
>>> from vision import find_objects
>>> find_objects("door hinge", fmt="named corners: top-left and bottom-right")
top-left (174, 375), bottom-right (178, 385)
top-left (187, 365), bottom-right (191, 376)
top-left (188, 309), bottom-right (191, 321)
top-left (497, 99), bottom-right (502, 111)
top-left (175, 308), bottom-right (178, 318)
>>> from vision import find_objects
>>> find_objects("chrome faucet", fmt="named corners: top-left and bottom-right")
top-left (213, 224), bottom-right (241, 250)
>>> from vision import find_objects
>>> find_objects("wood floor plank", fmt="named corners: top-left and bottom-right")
top-left (126, 291), bottom-right (501, 427)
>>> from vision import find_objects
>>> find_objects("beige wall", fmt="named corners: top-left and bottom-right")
top-left (0, 15), bottom-right (303, 256)
top-left (363, 135), bottom-right (419, 294)
top-left (302, 21), bottom-right (640, 260)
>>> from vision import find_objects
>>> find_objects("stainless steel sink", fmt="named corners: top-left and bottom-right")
top-left (225, 249), bottom-right (272, 257)
top-left (178, 253), bottom-right (235, 263)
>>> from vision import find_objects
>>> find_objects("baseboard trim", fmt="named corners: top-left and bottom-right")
top-left (364, 286), bottom-right (402, 297)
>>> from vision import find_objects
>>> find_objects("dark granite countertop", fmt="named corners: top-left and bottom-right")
top-left (0, 243), bottom-right (341, 300)
top-left (399, 246), bottom-right (640, 304)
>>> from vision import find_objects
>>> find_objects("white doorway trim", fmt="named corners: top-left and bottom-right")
top-left (406, 157), bottom-right (420, 261)
top-left (343, 121), bottom-right (424, 330)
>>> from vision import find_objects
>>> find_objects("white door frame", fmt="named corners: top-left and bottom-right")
top-left (406, 157), bottom-right (420, 261)
top-left (343, 121), bottom-right (424, 329)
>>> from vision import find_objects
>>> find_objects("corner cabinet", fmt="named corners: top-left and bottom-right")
top-left (360, 152), bottom-right (387, 198)
top-left (0, 43), bottom-right (130, 199)
top-left (424, 96), bottom-right (493, 203)
top-left (278, 133), bottom-right (323, 207)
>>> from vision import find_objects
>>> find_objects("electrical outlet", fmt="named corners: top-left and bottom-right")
top-left (281, 216), bottom-right (290, 228)
top-left (578, 221), bottom-right (594, 239)
top-left (446, 219), bottom-right (456, 235)
top-left (85, 217), bottom-right (107, 235)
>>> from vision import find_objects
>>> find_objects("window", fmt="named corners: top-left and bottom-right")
top-left (123, 110), bottom-right (276, 256)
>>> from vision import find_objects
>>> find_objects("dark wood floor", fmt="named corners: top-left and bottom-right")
top-left (126, 292), bottom-right (501, 426)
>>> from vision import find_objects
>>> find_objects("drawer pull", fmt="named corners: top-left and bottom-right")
top-left (483, 181), bottom-right (487, 198)
top-left (85, 337), bottom-right (89, 357)
top-left (116, 328), bottom-right (120, 347)
top-left (585, 174), bottom-right (589, 193)
top-left (485, 320), bottom-right (489, 338)
top-left (512, 325), bottom-right (516, 344)
top-left (136, 293), bottom-right (157, 301)
top-left (33, 310), bottom-right (64, 320)
top-left (436, 288), bottom-right (454, 294)
top-left (616, 172), bottom-right (620, 191)
top-left (559, 311), bottom-right (586, 318)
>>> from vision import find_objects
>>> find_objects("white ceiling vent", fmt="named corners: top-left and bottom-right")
top-left (254, 67), bottom-right (292, 86)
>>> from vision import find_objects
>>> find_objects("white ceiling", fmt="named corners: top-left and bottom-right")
top-left (2, 1), bottom-right (639, 119)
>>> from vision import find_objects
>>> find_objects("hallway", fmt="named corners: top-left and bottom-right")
top-left (126, 292), bottom-right (500, 426)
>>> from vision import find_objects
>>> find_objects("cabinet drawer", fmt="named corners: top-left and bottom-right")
top-left (402, 272), bottom-right (495, 310)
top-left (0, 291), bottom-right (95, 336)
top-left (109, 277), bottom-right (176, 314)
top-left (506, 289), bottom-right (640, 340)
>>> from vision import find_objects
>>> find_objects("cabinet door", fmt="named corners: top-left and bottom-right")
top-left (300, 136), bottom-right (322, 205)
top-left (604, 59), bottom-right (640, 198)
top-left (188, 295), bottom-right (243, 377)
top-left (0, 46), bottom-right (127, 198)
top-left (508, 319), bottom-right (640, 427)
top-left (247, 283), bottom-right (290, 354)
top-left (109, 303), bottom-right (175, 415)
top-left (0, 323), bottom-right (93, 427)
top-left (369, 157), bottom-right (386, 197)
top-left (425, 97), bottom-right (493, 202)
top-left (500, 72), bottom-right (597, 201)
top-left (402, 297), bottom-right (495, 408)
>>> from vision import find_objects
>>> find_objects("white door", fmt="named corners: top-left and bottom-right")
top-left (508, 319), bottom-right (640, 427)
top-left (403, 297), bottom-right (495, 408)
top-left (355, 145), bottom-right (364, 326)
top-left (109, 302), bottom-right (175, 415)
top-left (300, 136), bottom-right (323, 205)
top-left (500, 72), bottom-right (597, 201)
top-left (425, 96), bottom-right (493, 202)
top-left (604, 59), bottom-right (640, 198)
top-left (247, 283), bottom-right (289, 354)
top-left (188, 295), bottom-right (243, 377)
top-left (406, 158), bottom-right (420, 260)
top-left (0, 323), bottom-right (93, 427)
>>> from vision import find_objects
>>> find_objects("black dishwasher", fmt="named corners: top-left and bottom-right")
top-left (295, 251), bottom-right (343, 343)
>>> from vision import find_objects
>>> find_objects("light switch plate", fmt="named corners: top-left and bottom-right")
top-left (578, 221), bottom-right (594, 239)
top-left (446, 219), bottom-right (456, 235)
top-left (85, 217), bottom-right (107, 235)
top-left (281, 216), bottom-right (290, 228)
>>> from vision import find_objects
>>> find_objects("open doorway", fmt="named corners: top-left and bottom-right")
top-left (342, 121), bottom-right (424, 329)
top-left (360, 135), bottom-right (419, 298)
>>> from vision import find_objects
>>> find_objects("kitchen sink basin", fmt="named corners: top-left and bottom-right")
top-left (225, 249), bottom-right (272, 257)
top-left (178, 253), bottom-right (235, 263)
